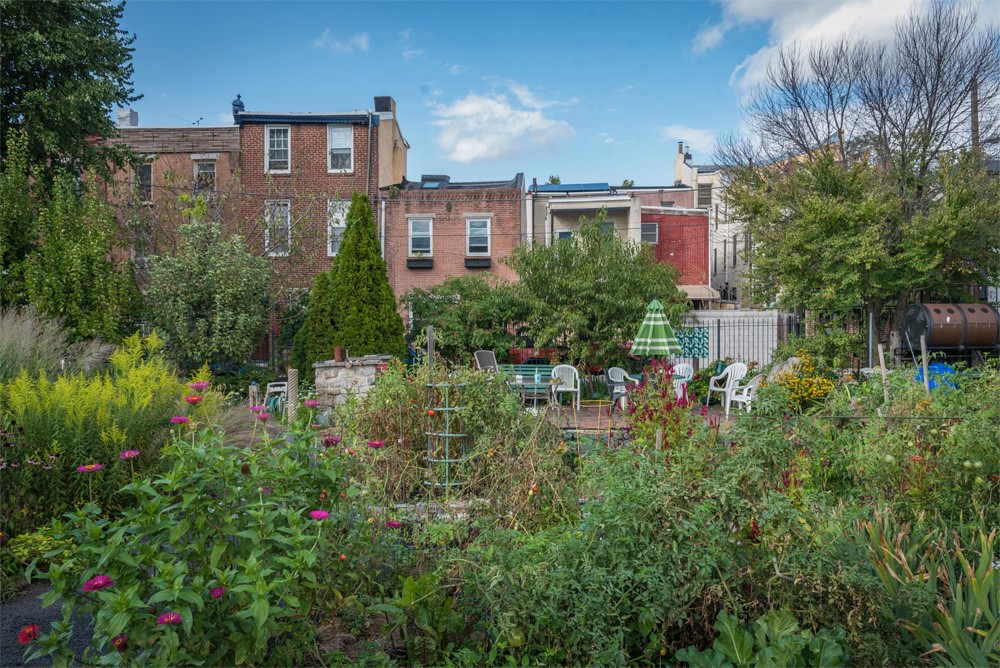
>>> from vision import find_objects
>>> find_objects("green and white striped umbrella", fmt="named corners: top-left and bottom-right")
top-left (632, 299), bottom-right (682, 357)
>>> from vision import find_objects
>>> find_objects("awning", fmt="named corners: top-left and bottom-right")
top-left (678, 285), bottom-right (721, 300)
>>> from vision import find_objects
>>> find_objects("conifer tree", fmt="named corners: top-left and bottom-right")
top-left (293, 269), bottom-right (337, 381)
top-left (330, 193), bottom-right (405, 357)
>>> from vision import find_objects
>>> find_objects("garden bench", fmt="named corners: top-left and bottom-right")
top-left (498, 364), bottom-right (558, 402)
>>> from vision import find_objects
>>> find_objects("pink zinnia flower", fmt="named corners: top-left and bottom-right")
top-left (323, 436), bottom-right (341, 447)
top-left (76, 463), bottom-right (104, 473)
top-left (250, 405), bottom-right (265, 412)
top-left (346, 448), bottom-right (357, 455)
top-left (184, 395), bottom-right (203, 405)
top-left (111, 633), bottom-right (128, 652)
top-left (170, 416), bottom-right (190, 424)
top-left (18, 624), bottom-right (39, 645)
top-left (368, 440), bottom-right (385, 449)
top-left (119, 450), bottom-right (140, 460)
top-left (83, 575), bottom-right (115, 591)
top-left (209, 587), bottom-right (226, 599)
top-left (256, 412), bottom-right (271, 422)
top-left (304, 399), bottom-right (319, 409)
top-left (189, 381), bottom-right (211, 392)
top-left (385, 520), bottom-right (402, 529)
top-left (309, 510), bottom-right (330, 520)
top-left (157, 612), bottom-right (181, 626)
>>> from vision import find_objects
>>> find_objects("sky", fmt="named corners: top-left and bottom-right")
top-left (119, 0), bottom-right (951, 186)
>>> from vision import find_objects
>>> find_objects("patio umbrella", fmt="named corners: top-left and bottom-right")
top-left (631, 299), bottom-right (682, 358)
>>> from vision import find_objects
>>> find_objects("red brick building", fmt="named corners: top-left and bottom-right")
top-left (381, 174), bottom-right (525, 302)
top-left (640, 206), bottom-right (713, 303)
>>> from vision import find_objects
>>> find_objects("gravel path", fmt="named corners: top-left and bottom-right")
top-left (0, 583), bottom-right (92, 667)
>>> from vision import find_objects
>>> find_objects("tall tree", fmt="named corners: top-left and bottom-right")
top-left (329, 193), bottom-right (405, 357)
top-left (0, 0), bottom-right (141, 176)
top-left (507, 210), bottom-right (687, 371)
top-left (0, 130), bottom-right (37, 305)
top-left (292, 269), bottom-right (337, 382)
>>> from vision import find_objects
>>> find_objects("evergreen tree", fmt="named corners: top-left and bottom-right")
top-left (330, 192), bottom-right (405, 357)
top-left (293, 269), bottom-right (337, 382)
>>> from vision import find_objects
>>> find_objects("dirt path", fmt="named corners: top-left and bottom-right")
top-left (0, 583), bottom-right (92, 667)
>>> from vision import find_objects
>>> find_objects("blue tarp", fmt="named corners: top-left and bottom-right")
top-left (913, 362), bottom-right (957, 390)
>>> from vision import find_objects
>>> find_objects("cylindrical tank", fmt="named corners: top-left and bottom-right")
top-left (902, 303), bottom-right (1000, 350)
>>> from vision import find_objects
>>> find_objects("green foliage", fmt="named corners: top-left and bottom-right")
top-left (676, 610), bottom-right (847, 667)
top-left (547, 175), bottom-right (561, 184)
top-left (7, 529), bottom-right (74, 570)
top-left (0, 305), bottom-right (112, 383)
top-left (27, 422), bottom-right (375, 667)
top-left (0, 0), bottom-right (140, 177)
top-left (372, 572), bottom-right (466, 665)
top-left (507, 209), bottom-right (687, 370)
top-left (404, 274), bottom-right (527, 364)
top-left (0, 333), bottom-right (185, 535)
top-left (0, 130), bottom-right (36, 305)
top-left (21, 171), bottom-right (140, 342)
top-left (146, 200), bottom-right (270, 370)
top-left (769, 330), bottom-right (864, 372)
top-left (294, 271), bottom-right (336, 382)
top-left (330, 192), bottom-right (405, 357)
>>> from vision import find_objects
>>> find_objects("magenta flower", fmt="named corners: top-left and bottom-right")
top-left (209, 587), bottom-right (226, 599)
top-left (82, 575), bottom-right (115, 592)
top-left (309, 510), bottom-right (330, 520)
top-left (304, 399), bottom-right (320, 409)
top-left (256, 412), bottom-right (271, 422)
top-left (76, 463), bottom-right (104, 473)
top-left (169, 416), bottom-right (190, 424)
top-left (111, 633), bottom-right (128, 652)
top-left (119, 450), bottom-right (140, 460)
top-left (260, 486), bottom-right (272, 494)
top-left (157, 612), bottom-right (181, 626)
top-left (323, 436), bottom-right (341, 447)
top-left (250, 405), bottom-right (265, 412)
top-left (368, 440), bottom-right (386, 449)
top-left (385, 520), bottom-right (402, 529)
top-left (189, 381), bottom-right (211, 392)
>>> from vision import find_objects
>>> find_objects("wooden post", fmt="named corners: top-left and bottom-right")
top-left (655, 428), bottom-right (663, 450)
top-left (920, 335), bottom-right (930, 393)
top-left (286, 368), bottom-right (299, 422)
top-left (426, 325), bottom-right (434, 406)
top-left (877, 344), bottom-right (889, 405)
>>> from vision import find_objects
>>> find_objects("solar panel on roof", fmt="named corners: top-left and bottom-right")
top-left (422, 182), bottom-right (441, 188)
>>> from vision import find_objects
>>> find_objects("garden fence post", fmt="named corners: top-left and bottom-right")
top-left (920, 335), bottom-right (930, 393)
top-left (876, 344), bottom-right (889, 405)
top-left (655, 428), bottom-right (662, 450)
top-left (287, 368), bottom-right (298, 422)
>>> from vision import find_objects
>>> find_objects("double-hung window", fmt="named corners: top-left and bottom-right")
top-left (194, 161), bottom-right (216, 197)
top-left (641, 222), bottom-right (658, 244)
top-left (266, 126), bottom-right (290, 173)
top-left (327, 199), bottom-right (349, 257)
top-left (134, 163), bottom-right (152, 203)
top-left (697, 183), bottom-right (712, 208)
top-left (466, 217), bottom-right (490, 255)
top-left (327, 126), bottom-right (353, 172)
top-left (264, 200), bottom-right (291, 257)
top-left (408, 218), bottom-right (432, 256)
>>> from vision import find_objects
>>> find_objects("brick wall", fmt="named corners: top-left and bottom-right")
top-left (383, 187), bottom-right (522, 302)
top-left (642, 210), bottom-right (709, 285)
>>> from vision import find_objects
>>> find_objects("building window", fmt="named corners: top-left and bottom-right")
top-left (266, 126), bottom-right (290, 173)
top-left (660, 200), bottom-right (674, 207)
top-left (697, 183), bottom-right (712, 208)
top-left (600, 221), bottom-right (615, 235)
top-left (327, 199), bottom-right (349, 257)
top-left (194, 161), bottom-right (216, 197)
top-left (409, 218), bottom-right (432, 255)
top-left (134, 163), bottom-right (152, 203)
top-left (641, 222), bottom-right (658, 244)
top-left (466, 217), bottom-right (490, 255)
top-left (556, 229), bottom-right (573, 240)
top-left (264, 200), bottom-right (291, 257)
top-left (327, 126), bottom-right (353, 172)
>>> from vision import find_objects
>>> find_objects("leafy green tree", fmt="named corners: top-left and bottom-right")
top-left (547, 175), bottom-right (561, 185)
top-left (146, 199), bottom-right (270, 370)
top-left (0, 130), bottom-right (37, 305)
top-left (0, 0), bottom-right (140, 176)
top-left (404, 274), bottom-right (528, 363)
top-left (507, 210), bottom-right (687, 370)
top-left (21, 171), bottom-right (140, 342)
top-left (330, 193), bottom-right (405, 357)
top-left (621, 179), bottom-right (635, 188)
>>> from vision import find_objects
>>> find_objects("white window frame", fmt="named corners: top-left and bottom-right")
top-left (193, 160), bottom-right (216, 197)
top-left (327, 125), bottom-right (353, 173)
top-left (641, 222), bottom-right (658, 244)
top-left (408, 217), bottom-right (433, 256)
top-left (264, 200), bottom-right (291, 257)
top-left (327, 199), bottom-right (349, 257)
top-left (466, 217), bottom-right (491, 256)
top-left (265, 125), bottom-right (290, 174)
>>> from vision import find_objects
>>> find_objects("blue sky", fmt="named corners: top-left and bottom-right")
top-left (120, 0), bottom-right (933, 186)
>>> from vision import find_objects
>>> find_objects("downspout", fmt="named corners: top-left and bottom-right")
top-left (380, 198), bottom-right (386, 258)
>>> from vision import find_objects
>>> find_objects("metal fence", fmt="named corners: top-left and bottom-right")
top-left (673, 312), bottom-right (801, 367)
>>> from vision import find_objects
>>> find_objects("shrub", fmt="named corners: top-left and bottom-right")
top-left (0, 333), bottom-right (185, 535)
top-left (0, 305), bottom-right (112, 383)
top-left (766, 350), bottom-right (837, 410)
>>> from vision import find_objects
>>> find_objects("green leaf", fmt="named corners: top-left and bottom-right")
top-left (210, 542), bottom-right (226, 569)
top-left (809, 631), bottom-right (846, 667)
top-left (712, 612), bottom-right (756, 667)
top-left (677, 646), bottom-right (734, 667)
top-left (250, 597), bottom-right (269, 631)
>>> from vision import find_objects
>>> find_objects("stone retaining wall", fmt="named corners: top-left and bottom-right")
top-left (314, 355), bottom-right (393, 407)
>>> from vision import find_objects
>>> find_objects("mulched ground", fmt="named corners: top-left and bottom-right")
top-left (0, 582), bottom-right (92, 667)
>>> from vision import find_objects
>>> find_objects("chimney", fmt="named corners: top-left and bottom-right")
top-left (684, 145), bottom-right (692, 162)
top-left (231, 94), bottom-right (245, 124)
top-left (677, 141), bottom-right (683, 154)
top-left (374, 96), bottom-right (396, 116)
top-left (117, 108), bottom-right (138, 128)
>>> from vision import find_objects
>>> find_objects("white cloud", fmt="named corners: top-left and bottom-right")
top-left (598, 132), bottom-right (632, 146)
top-left (402, 49), bottom-right (424, 61)
top-left (313, 29), bottom-right (371, 54)
top-left (695, 0), bottom-right (925, 90)
top-left (445, 63), bottom-right (467, 75)
top-left (660, 124), bottom-right (716, 154)
top-left (399, 27), bottom-right (412, 40)
top-left (431, 88), bottom-right (575, 163)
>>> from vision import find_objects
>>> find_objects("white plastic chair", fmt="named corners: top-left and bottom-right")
top-left (728, 374), bottom-right (763, 414)
top-left (705, 362), bottom-right (748, 417)
top-left (474, 350), bottom-right (498, 371)
top-left (607, 366), bottom-right (640, 410)
top-left (671, 363), bottom-right (694, 400)
top-left (551, 364), bottom-right (581, 410)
